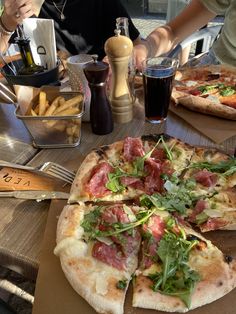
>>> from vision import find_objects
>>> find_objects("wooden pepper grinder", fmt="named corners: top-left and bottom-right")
top-left (105, 29), bottom-right (133, 123)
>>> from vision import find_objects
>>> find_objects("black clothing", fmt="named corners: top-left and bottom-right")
top-left (39, 0), bottom-right (140, 59)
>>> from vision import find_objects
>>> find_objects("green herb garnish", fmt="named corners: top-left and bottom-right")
top-left (148, 227), bottom-right (200, 308)
top-left (189, 158), bottom-right (236, 176)
top-left (106, 168), bottom-right (127, 193)
top-left (140, 178), bottom-right (197, 216)
top-left (197, 84), bottom-right (218, 94)
top-left (219, 86), bottom-right (235, 96)
top-left (116, 279), bottom-right (128, 290)
top-left (81, 207), bottom-right (102, 233)
top-left (106, 135), bottom-right (173, 191)
top-left (82, 207), bottom-right (157, 240)
top-left (132, 137), bottom-right (162, 176)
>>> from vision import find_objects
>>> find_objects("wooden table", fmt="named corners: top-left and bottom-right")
top-left (0, 99), bottom-right (235, 281)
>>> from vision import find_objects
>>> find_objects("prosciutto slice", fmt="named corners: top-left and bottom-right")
top-left (194, 169), bottom-right (218, 187)
top-left (144, 159), bottom-right (164, 194)
top-left (92, 242), bottom-right (126, 270)
top-left (85, 162), bottom-right (113, 197)
top-left (188, 199), bottom-right (208, 222)
top-left (123, 137), bottom-right (145, 162)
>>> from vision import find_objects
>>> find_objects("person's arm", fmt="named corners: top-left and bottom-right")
top-left (0, 0), bottom-right (34, 54)
top-left (134, 0), bottom-right (216, 68)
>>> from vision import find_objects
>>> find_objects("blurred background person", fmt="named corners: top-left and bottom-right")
top-left (1, 0), bottom-right (141, 60)
top-left (134, 0), bottom-right (233, 69)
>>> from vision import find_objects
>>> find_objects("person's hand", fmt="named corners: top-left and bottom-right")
top-left (1, 0), bottom-right (34, 32)
top-left (133, 39), bottom-right (149, 71)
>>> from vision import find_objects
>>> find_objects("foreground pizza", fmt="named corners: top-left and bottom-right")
top-left (55, 135), bottom-right (236, 314)
top-left (172, 65), bottom-right (236, 120)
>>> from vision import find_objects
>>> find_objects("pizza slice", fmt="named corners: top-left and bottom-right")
top-left (172, 65), bottom-right (236, 120)
top-left (69, 135), bottom-right (195, 203)
top-left (54, 202), bottom-right (145, 314)
top-left (133, 211), bottom-right (236, 312)
top-left (183, 147), bottom-right (236, 196)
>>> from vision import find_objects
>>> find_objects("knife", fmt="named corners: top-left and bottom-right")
top-left (0, 190), bottom-right (70, 200)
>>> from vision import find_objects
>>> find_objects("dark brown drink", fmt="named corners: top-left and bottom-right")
top-left (143, 73), bottom-right (174, 123)
top-left (142, 58), bottom-right (178, 124)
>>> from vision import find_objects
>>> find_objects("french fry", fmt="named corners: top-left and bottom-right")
top-left (58, 97), bottom-right (66, 107)
top-left (31, 108), bottom-right (37, 116)
top-left (53, 95), bottom-right (83, 114)
top-left (45, 100), bottom-right (50, 110)
top-left (38, 91), bottom-right (47, 115)
top-left (44, 96), bottom-right (62, 116)
top-left (34, 104), bottom-right (39, 115)
top-left (55, 107), bottom-right (80, 116)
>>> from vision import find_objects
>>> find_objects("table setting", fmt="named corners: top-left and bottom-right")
top-left (0, 17), bottom-right (236, 314)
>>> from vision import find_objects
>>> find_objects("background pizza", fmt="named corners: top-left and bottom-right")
top-left (172, 65), bottom-right (236, 120)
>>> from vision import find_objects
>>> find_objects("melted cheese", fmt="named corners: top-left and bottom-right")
top-left (189, 244), bottom-right (222, 274)
top-left (54, 237), bottom-right (88, 258)
top-left (227, 173), bottom-right (236, 188)
top-left (142, 264), bottom-right (161, 276)
top-left (75, 226), bottom-right (84, 239)
top-left (95, 273), bottom-right (109, 295)
top-left (171, 146), bottom-right (193, 174)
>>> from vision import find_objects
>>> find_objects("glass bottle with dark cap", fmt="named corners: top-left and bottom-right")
top-left (83, 55), bottom-right (113, 135)
top-left (15, 25), bottom-right (44, 75)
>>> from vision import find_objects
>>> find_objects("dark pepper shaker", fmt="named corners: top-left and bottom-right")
top-left (83, 55), bottom-right (113, 135)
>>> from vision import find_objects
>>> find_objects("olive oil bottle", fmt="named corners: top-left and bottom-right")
top-left (15, 26), bottom-right (44, 75)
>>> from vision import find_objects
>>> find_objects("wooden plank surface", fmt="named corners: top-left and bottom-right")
top-left (0, 103), bottom-right (37, 163)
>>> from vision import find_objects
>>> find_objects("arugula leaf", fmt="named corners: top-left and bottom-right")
top-left (148, 228), bottom-right (200, 308)
top-left (140, 178), bottom-right (197, 215)
top-left (116, 279), bottom-right (128, 290)
top-left (132, 138), bottom-right (162, 176)
top-left (82, 206), bottom-right (157, 240)
top-left (106, 135), bottom-right (176, 191)
top-left (197, 84), bottom-right (218, 94)
top-left (81, 207), bottom-right (102, 233)
top-left (106, 168), bottom-right (127, 193)
top-left (197, 83), bottom-right (235, 97)
top-left (219, 86), bottom-right (235, 96)
top-left (160, 136), bottom-right (174, 161)
top-left (195, 212), bottom-right (209, 225)
top-left (189, 158), bottom-right (236, 176)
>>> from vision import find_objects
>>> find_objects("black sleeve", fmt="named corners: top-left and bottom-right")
top-left (103, 0), bottom-right (140, 41)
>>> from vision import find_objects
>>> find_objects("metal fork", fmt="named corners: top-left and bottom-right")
top-left (39, 162), bottom-right (75, 184)
top-left (0, 161), bottom-right (75, 184)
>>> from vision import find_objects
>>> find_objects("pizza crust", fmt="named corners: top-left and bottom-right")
top-left (60, 254), bottom-right (128, 314)
top-left (69, 141), bottom-right (125, 203)
top-left (176, 94), bottom-right (236, 120)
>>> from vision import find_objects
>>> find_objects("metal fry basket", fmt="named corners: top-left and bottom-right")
top-left (15, 88), bottom-right (84, 148)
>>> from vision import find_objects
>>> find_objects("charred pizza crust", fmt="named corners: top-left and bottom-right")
top-left (172, 93), bottom-right (236, 120)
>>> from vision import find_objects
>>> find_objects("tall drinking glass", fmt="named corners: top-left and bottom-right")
top-left (142, 57), bottom-right (178, 123)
